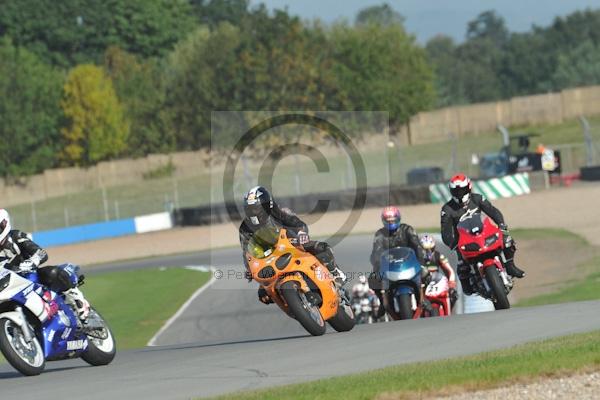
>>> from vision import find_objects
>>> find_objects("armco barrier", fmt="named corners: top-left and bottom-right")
top-left (33, 212), bottom-right (173, 247)
top-left (173, 185), bottom-right (431, 226)
top-left (429, 173), bottom-right (531, 204)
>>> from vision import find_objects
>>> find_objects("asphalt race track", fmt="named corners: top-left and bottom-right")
top-left (1, 235), bottom-right (599, 399)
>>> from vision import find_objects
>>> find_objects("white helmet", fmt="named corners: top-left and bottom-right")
top-left (0, 209), bottom-right (11, 246)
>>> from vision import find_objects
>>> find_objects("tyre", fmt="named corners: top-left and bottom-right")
top-left (328, 300), bottom-right (355, 332)
top-left (81, 308), bottom-right (116, 366)
top-left (280, 281), bottom-right (326, 336)
top-left (396, 293), bottom-right (414, 320)
top-left (429, 305), bottom-right (440, 317)
top-left (0, 318), bottom-right (45, 376)
top-left (485, 267), bottom-right (510, 310)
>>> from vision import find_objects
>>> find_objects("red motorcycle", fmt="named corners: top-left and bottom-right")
top-left (423, 267), bottom-right (451, 316)
top-left (457, 211), bottom-right (513, 310)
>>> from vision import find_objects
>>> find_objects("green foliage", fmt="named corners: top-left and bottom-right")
top-left (104, 46), bottom-right (174, 156)
top-left (0, 0), bottom-right (195, 66)
top-left (552, 40), bottom-right (600, 89)
top-left (428, 8), bottom-right (600, 105)
top-left (355, 3), bottom-right (404, 27)
top-left (191, 0), bottom-right (251, 27)
top-left (330, 23), bottom-right (435, 126)
top-left (0, 38), bottom-right (64, 177)
top-left (61, 64), bottom-right (129, 165)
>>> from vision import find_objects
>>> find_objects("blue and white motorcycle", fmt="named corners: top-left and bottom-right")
top-left (379, 247), bottom-right (424, 320)
top-left (0, 264), bottom-right (115, 376)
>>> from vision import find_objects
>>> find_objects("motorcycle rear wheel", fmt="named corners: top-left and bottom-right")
top-left (485, 268), bottom-right (510, 310)
top-left (280, 281), bottom-right (326, 336)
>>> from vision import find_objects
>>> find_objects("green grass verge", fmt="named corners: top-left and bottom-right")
top-left (84, 267), bottom-right (210, 349)
top-left (518, 255), bottom-right (600, 308)
top-left (510, 228), bottom-right (588, 245)
top-left (213, 330), bottom-right (600, 400)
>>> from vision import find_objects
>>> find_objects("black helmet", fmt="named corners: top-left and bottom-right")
top-left (243, 186), bottom-right (273, 227)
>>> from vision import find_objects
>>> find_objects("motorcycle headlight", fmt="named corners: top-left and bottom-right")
top-left (485, 234), bottom-right (499, 247)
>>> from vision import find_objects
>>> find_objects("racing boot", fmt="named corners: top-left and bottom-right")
top-left (325, 260), bottom-right (347, 286)
top-left (64, 287), bottom-right (90, 324)
top-left (332, 267), bottom-right (347, 286)
top-left (504, 260), bottom-right (525, 278)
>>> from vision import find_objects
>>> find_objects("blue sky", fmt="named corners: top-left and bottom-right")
top-left (253, 0), bottom-right (600, 43)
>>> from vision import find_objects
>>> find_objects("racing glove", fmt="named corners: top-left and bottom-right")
top-left (16, 259), bottom-right (37, 273)
top-left (297, 230), bottom-right (310, 245)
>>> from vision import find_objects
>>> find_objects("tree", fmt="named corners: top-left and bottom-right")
top-left (0, 0), bottom-right (196, 66)
top-left (552, 40), bottom-right (600, 89)
top-left (0, 38), bottom-right (64, 176)
top-left (61, 64), bottom-right (129, 165)
top-left (104, 47), bottom-right (173, 156)
top-left (330, 23), bottom-right (435, 127)
top-left (190, 0), bottom-right (250, 27)
top-left (164, 24), bottom-right (242, 149)
top-left (426, 35), bottom-right (460, 106)
top-left (355, 3), bottom-right (404, 27)
top-left (466, 10), bottom-right (509, 46)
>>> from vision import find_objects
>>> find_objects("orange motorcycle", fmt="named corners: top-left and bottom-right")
top-left (246, 228), bottom-right (355, 336)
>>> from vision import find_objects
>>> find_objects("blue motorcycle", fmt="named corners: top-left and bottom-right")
top-left (379, 247), bottom-right (424, 320)
top-left (0, 264), bottom-right (115, 376)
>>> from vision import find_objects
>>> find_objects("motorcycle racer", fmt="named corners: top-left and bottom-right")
top-left (440, 174), bottom-right (525, 295)
top-left (239, 186), bottom-right (347, 305)
top-left (0, 209), bottom-right (90, 322)
top-left (369, 206), bottom-right (425, 316)
top-left (351, 275), bottom-right (381, 320)
top-left (420, 234), bottom-right (458, 306)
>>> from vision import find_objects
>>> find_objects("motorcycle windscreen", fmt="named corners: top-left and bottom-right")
top-left (457, 212), bottom-right (485, 235)
top-left (246, 219), bottom-right (280, 259)
top-left (380, 247), bottom-right (421, 282)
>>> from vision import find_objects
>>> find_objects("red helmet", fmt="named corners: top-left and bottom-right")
top-left (449, 174), bottom-right (472, 205)
top-left (381, 206), bottom-right (401, 232)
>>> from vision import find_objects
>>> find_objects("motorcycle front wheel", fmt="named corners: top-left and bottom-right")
top-left (485, 268), bottom-right (510, 310)
top-left (280, 281), bottom-right (326, 336)
top-left (81, 308), bottom-right (116, 366)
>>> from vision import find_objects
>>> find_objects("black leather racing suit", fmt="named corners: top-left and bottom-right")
top-left (1, 230), bottom-right (78, 293)
top-left (440, 193), bottom-right (517, 292)
top-left (239, 203), bottom-right (338, 273)
top-left (368, 224), bottom-right (425, 316)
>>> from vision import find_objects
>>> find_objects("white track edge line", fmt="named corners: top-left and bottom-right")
top-left (147, 267), bottom-right (217, 347)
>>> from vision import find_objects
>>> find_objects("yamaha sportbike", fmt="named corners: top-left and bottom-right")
top-left (456, 211), bottom-right (513, 309)
top-left (0, 264), bottom-right (116, 376)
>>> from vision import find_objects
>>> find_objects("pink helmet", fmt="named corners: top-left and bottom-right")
top-left (381, 206), bottom-right (401, 232)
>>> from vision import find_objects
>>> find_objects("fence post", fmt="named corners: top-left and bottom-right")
top-left (579, 116), bottom-right (597, 166)
top-left (114, 200), bottom-right (120, 220)
top-left (64, 206), bottom-right (69, 227)
top-left (30, 199), bottom-right (37, 232)
top-left (101, 186), bottom-right (109, 221)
